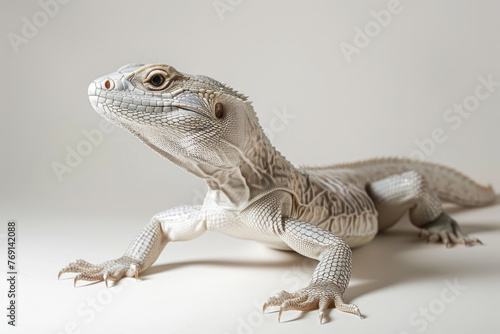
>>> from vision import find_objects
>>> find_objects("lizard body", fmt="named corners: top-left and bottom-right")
top-left (59, 63), bottom-right (496, 323)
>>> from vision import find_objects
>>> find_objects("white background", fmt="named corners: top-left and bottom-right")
top-left (1, 0), bottom-right (499, 333)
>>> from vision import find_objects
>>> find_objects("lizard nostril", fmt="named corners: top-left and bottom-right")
top-left (104, 80), bottom-right (111, 89)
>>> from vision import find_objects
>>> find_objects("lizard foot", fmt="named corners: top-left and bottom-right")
top-left (262, 283), bottom-right (361, 324)
top-left (58, 256), bottom-right (140, 287)
top-left (419, 213), bottom-right (483, 248)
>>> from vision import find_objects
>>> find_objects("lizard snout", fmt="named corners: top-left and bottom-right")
top-left (88, 81), bottom-right (98, 108)
top-left (88, 73), bottom-right (134, 109)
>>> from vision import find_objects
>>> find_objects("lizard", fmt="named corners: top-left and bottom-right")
top-left (59, 63), bottom-right (497, 323)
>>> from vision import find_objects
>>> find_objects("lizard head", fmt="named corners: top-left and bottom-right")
top-left (88, 63), bottom-right (264, 174)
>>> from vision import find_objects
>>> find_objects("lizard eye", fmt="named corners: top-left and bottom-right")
top-left (144, 70), bottom-right (169, 90)
top-left (150, 74), bottom-right (165, 87)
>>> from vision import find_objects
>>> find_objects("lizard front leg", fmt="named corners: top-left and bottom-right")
top-left (59, 205), bottom-right (205, 286)
top-left (263, 219), bottom-right (361, 323)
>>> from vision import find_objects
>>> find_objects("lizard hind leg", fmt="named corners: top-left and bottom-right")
top-left (366, 171), bottom-right (481, 247)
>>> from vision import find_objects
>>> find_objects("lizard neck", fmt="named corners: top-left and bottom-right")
top-left (201, 121), bottom-right (302, 210)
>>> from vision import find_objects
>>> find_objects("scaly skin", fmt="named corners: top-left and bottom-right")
top-left (59, 63), bottom-right (496, 323)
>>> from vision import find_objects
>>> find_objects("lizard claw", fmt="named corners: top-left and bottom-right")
top-left (278, 306), bottom-right (284, 323)
top-left (262, 301), bottom-right (269, 313)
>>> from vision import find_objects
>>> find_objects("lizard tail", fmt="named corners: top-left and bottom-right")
top-left (303, 158), bottom-right (497, 207)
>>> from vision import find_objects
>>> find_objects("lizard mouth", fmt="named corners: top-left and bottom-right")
top-left (88, 80), bottom-right (211, 123)
top-left (87, 81), bottom-right (99, 109)
top-left (175, 105), bottom-right (211, 119)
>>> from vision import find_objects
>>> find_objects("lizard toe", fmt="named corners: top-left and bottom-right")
top-left (266, 283), bottom-right (361, 323)
top-left (74, 272), bottom-right (105, 287)
top-left (60, 256), bottom-right (140, 287)
top-left (419, 213), bottom-right (483, 247)
top-left (277, 295), bottom-right (313, 322)
top-left (58, 259), bottom-right (104, 278)
top-left (263, 290), bottom-right (300, 313)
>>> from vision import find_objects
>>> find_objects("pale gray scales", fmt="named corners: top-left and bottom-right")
top-left (59, 63), bottom-right (497, 323)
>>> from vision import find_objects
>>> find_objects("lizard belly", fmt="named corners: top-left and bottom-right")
top-left (211, 218), bottom-right (290, 250)
top-left (317, 213), bottom-right (378, 248)
top-left (204, 203), bottom-right (290, 249)
top-left (294, 173), bottom-right (379, 248)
